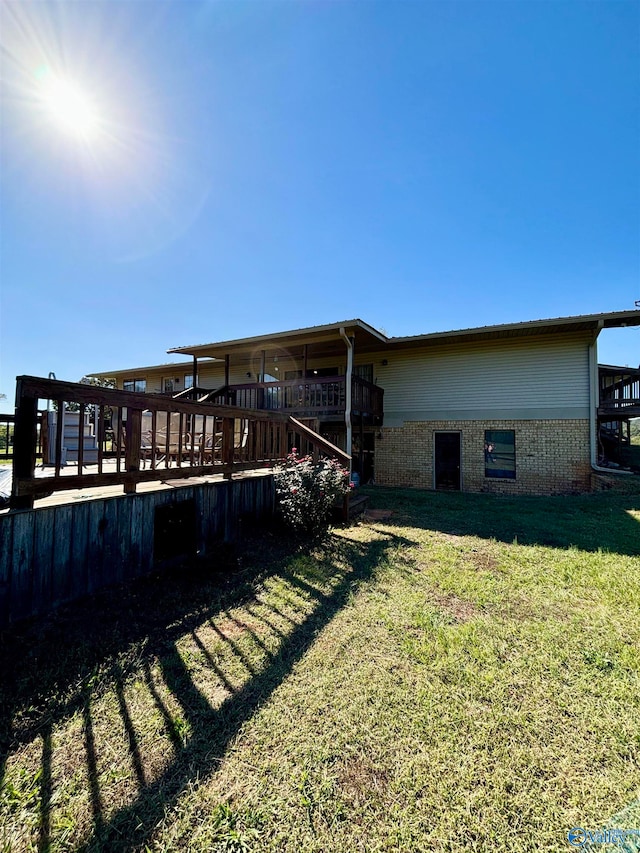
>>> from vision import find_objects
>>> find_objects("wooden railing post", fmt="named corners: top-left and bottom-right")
top-left (124, 408), bottom-right (142, 494)
top-left (222, 417), bottom-right (234, 479)
top-left (10, 381), bottom-right (38, 510)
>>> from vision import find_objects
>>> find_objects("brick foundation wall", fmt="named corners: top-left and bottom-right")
top-left (375, 419), bottom-right (592, 495)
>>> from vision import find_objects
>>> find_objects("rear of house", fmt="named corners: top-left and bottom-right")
top-left (91, 310), bottom-right (640, 496)
top-left (376, 328), bottom-right (593, 494)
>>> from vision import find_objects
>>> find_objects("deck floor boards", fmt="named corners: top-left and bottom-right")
top-left (0, 461), bottom-right (271, 513)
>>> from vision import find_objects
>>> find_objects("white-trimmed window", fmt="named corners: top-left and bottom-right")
top-left (123, 379), bottom-right (146, 393)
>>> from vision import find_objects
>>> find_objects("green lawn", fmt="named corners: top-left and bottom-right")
top-left (1, 487), bottom-right (639, 852)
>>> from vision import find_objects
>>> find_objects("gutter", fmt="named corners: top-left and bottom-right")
top-left (588, 320), bottom-right (632, 476)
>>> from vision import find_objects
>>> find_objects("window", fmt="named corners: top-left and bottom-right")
top-left (354, 364), bottom-right (374, 383)
top-left (123, 379), bottom-right (146, 393)
top-left (184, 374), bottom-right (198, 390)
top-left (484, 430), bottom-right (515, 479)
top-left (162, 378), bottom-right (175, 393)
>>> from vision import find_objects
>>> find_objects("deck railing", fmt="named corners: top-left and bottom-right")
top-left (0, 413), bottom-right (15, 461)
top-left (206, 375), bottom-right (383, 420)
top-left (0, 412), bottom-right (45, 461)
top-left (10, 376), bottom-right (350, 510)
top-left (599, 368), bottom-right (640, 415)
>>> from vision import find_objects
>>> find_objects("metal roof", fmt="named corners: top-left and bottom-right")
top-left (167, 310), bottom-right (640, 358)
top-left (90, 310), bottom-right (640, 376)
top-left (167, 319), bottom-right (387, 358)
top-left (386, 310), bottom-right (640, 348)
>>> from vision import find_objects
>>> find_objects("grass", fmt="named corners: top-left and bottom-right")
top-left (1, 486), bottom-right (640, 852)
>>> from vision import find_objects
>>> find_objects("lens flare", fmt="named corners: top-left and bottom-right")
top-left (37, 68), bottom-right (101, 141)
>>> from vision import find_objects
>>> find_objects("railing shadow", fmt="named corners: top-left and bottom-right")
top-left (0, 527), bottom-right (404, 853)
top-left (76, 534), bottom-right (396, 852)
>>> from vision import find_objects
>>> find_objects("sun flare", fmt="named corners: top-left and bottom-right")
top-left (37, 70), bottom-right (101, 141)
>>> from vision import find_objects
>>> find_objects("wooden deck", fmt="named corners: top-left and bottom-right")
top-left (9, 376), bottom-right (351, 511)
top-left (599, 365), bottom-right (640, 418)
top-left (0, 460), bottom-right (272, 513)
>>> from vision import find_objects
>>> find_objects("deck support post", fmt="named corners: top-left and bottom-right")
top-left (340, 328), bottom-right (353, 474)
top-left (10, 380), bottom-right (37, 510)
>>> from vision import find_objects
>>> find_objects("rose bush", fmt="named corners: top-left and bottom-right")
top-left (274, 448), bottom-right (352, 537)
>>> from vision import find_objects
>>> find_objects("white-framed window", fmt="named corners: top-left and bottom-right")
top-left (184, 374), bottom-right (198, 390)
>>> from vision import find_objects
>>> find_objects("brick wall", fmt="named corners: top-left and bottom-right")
top-left (375, 419), bottom-right (592, 495)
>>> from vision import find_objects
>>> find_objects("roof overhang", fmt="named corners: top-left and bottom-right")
top-left (87, 358), bottom-right (210, 380)
top-left (599, 363), bottom-right (640, 376)
top-left (167, 319), bottom-right (388, 360)
top-left (386, 310), bottom-right (640, 350)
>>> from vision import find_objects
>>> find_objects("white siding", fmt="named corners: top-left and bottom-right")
top-left (377, 332), bottom-right (592, 424)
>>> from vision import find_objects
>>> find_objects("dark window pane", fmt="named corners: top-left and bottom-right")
top-left (485, 429), bottom-right (515, 479)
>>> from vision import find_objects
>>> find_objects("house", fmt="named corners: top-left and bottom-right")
top-left (91, 310), bottom-right (640, 496)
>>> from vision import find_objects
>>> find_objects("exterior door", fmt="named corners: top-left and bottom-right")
top-left (434, 432), bottom-right (461, 491)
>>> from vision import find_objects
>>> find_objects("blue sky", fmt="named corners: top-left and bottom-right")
top-left (1, 0), bottom-right (638, 397)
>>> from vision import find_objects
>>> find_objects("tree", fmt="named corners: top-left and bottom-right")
top-left (56, 376), bottom-right (116, 412)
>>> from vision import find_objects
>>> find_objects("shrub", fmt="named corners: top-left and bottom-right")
top-left (274, 449), bottom-right (352, 537)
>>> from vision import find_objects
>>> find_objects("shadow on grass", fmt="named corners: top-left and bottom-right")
top-left (362, 486), bottom-right (640, 556)
top-left (0, 525), bottom-right (402, 853)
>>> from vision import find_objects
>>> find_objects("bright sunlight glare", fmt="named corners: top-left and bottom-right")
top-left (36, 67), bottom-right (101, 141)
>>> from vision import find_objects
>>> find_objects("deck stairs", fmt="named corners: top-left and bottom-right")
top-left (347, 492), bottom-right (370, 519)
top-left (333, 487), bottom-right (369, 523)
top-left (45, 411), bottom-right (99, 465)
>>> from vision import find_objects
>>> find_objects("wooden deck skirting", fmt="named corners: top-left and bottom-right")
top-left (0, 475), bottom-right (276, 628)
top-left (10, 376), bottom-right (350, 510)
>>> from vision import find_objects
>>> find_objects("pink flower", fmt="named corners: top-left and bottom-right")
top-left (291, 487), bottom-right (298, 494)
